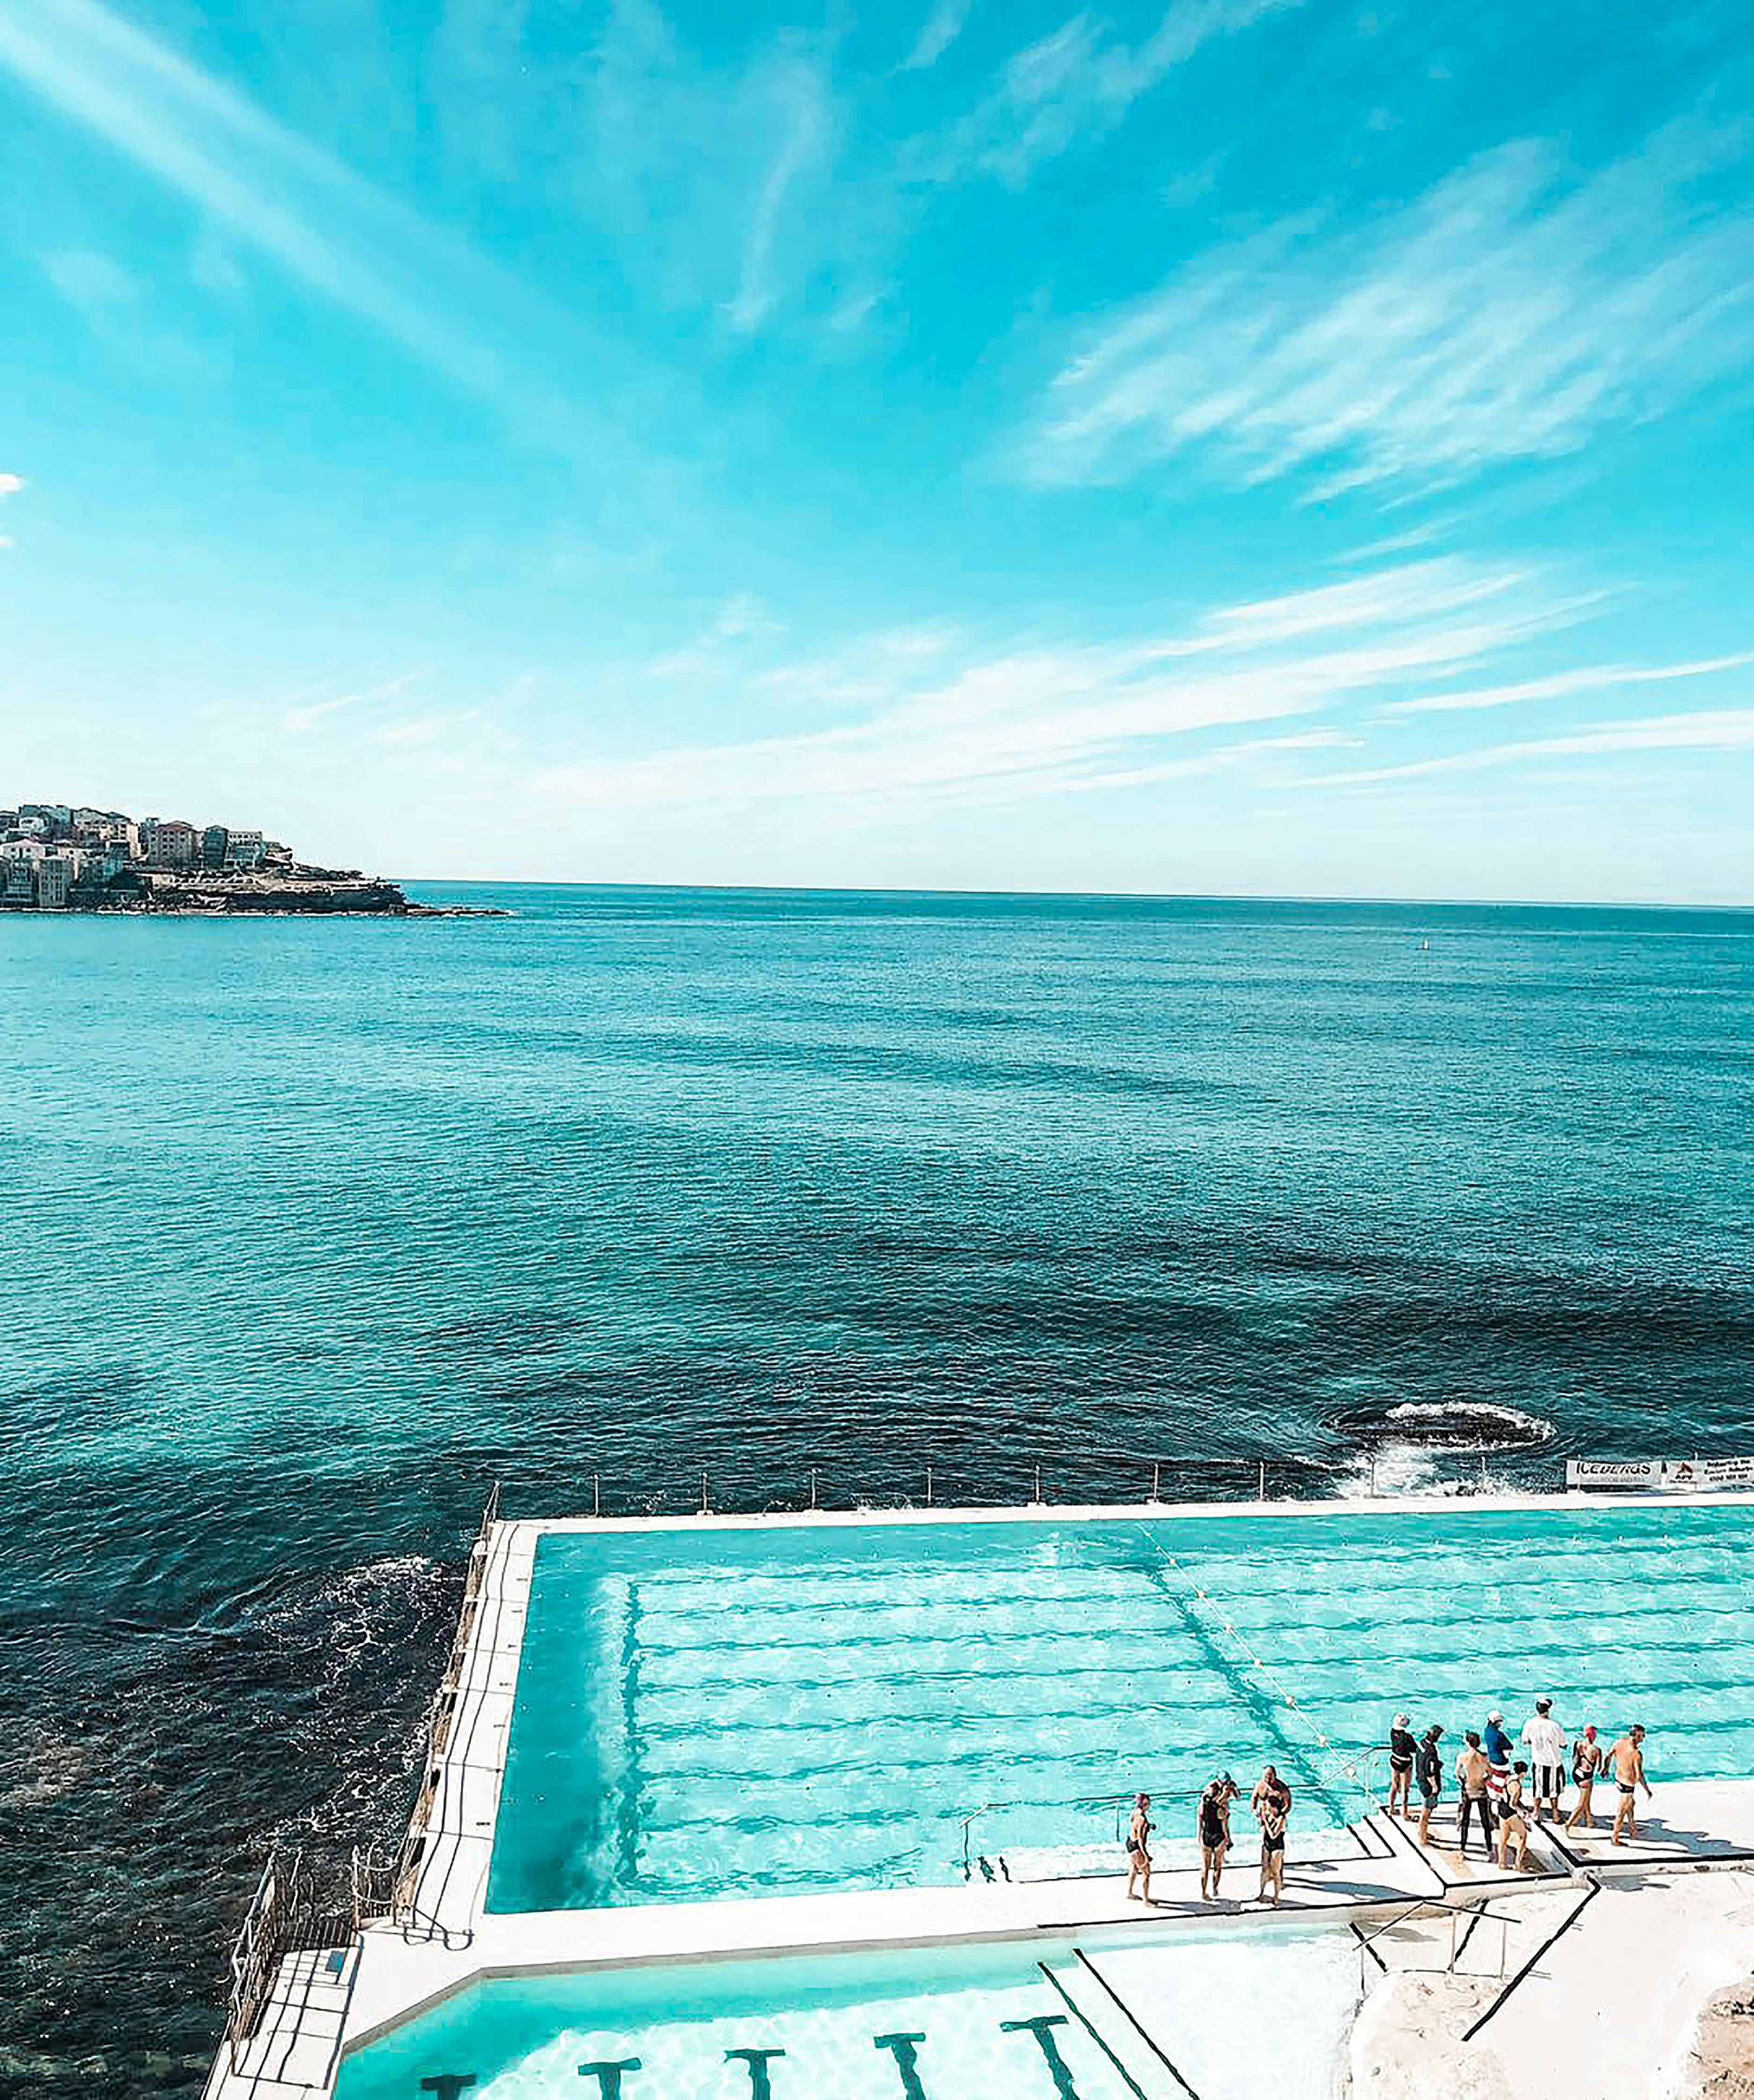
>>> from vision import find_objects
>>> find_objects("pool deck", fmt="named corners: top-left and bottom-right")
top-left (203, 1492), bottom-right (1754, 2098)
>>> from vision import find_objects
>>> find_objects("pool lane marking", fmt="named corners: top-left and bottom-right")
top-left (1130, 1527), bottom-right (1365, 1816)
top-left (1068, 1950), bottom-right (1204, 2100)
top-left (1034, 1962), bottom-right (1151, 2100)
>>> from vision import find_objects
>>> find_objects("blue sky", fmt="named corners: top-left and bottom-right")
top-left (2, 0), bottom-right (1752, 899)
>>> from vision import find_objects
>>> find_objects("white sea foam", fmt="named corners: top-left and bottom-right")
top-left (1332, 1441), bottom-right (1459, 1500)
top-left (1384, 1400), bottom-right (1554, 1442)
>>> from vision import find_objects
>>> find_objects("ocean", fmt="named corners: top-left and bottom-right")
top-left (1, 885), bottom-right (1750, 2090)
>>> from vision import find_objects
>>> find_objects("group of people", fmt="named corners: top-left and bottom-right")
top-left (1385, 1700), bottom-right (1652, 1866)
top-left (1125, 1765), bottom-right (1294, 1909)
top-left (1122, 1700), bottom-right (1654, 1908)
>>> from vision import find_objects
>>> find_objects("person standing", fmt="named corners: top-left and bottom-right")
top-left (1496, 1760), bottom-right (1532, 1870)
top-left (1415, 1723), bottom-right (1444, 1845)
top-left (1566, 1725), bottom-right (1606, 1832)
top-left (1197, 1774), bottom-right (1236, 1901)
top-left (1125, 1793), bottom-right (1154, 1901)
top-left (1609, 1726), bottom-right (1652, 1846)
top-left (1521, 1697), bottom-right (1567, 1819)
top-left (1254, 1771), bottom-right (1290, 1906)
top-left (1387, 1714), bottom-right (1417, 1819)
top-left (1455, 1732), bottom-right (1495, 1859)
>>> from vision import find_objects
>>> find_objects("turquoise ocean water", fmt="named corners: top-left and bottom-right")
top-left (1, 887), bottom-right (1751, 2088)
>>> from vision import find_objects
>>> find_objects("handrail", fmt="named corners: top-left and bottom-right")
top-left (553, 1448), bottom-right (1530, 1521)
top-left (1460, 1876), bottom-right (1600, 2042)
top-left (382, 1480), bottom-right (504, 1926)
top-left (221, 1848), bottom-right (350, 2071)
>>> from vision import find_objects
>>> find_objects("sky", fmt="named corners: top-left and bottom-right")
top-left (1, 0), bottom-right (1752, 901)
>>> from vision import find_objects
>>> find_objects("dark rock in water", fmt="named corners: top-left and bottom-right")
top-left (1329, 1399), bottom-right (1555, 1449)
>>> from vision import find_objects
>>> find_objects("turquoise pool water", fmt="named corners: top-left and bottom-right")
top-left (487, 1503), bottom-right (1754, 1912)
top-left (333, 1928), bottom-right (1358, 2099)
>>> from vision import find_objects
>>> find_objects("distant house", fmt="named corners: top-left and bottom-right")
top-left (36, 855), bottom-right (72, 908)
top-left (202, 824), bottom-right (230, 869)
top-left (143, 818), bottom-right (198, 869)
top-left (225, 828), bottom-right (266, 868)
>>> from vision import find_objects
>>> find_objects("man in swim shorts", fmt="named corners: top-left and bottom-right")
top-left (1415, 1723), bottom-right (1444, 1846)
top-left (1521, 1697), bottom-right (1567, 1819)
top-left (1387, 1713), bottom-right (1417, 1820)
top-left (1566, 1724), bottom-right (1606, 1832)
top-left (1455, 1731), bottom-right (1495, 1859)
top-left (1125, 1792), bottom-right (1154, 1901)
top-left (1609, 1726), bottom-right (1651, 1846)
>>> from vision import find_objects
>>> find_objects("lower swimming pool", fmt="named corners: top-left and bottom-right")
top-left (333, 1926), bottom-right (1359, 2099)
top-left (486, 1501), bottom-right (1754, 1913)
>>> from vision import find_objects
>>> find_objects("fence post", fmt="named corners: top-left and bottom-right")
top-left (809, 1467), bottom-right (818, 1511)
top-left (926, 1465), bottom-right (934, 1507)
top-left (1258, 1460), bottom-right (1266, 1502)
top-left (700, 1471), bottom-right (710, 1516)
top-left (592, 1473), bottom-right (600, 1519)
top-left (1152, 1460), bottom-right (1161, 1502)
top-left (1479, 1451), bottom-right (1488, 1493)
top-left (1369, 1455), bottom-right (1377, 1498)
top-left (1032, 1462), bottom-right (1043, 1505)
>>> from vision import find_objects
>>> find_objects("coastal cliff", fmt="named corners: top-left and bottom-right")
top-left (100, 870), bottom-right (504, 916)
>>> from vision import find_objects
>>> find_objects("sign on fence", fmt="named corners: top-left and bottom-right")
top-left (1566, 1457), bottom-right (1754, 1492)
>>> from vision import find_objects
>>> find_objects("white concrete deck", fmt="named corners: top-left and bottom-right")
top-left (203, 1493), bottom-right (1754, 2097)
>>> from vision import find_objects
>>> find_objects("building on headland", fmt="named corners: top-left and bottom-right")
top-left (1, 796), bottom-right (453, 913)
top-left (143, 818), bottom-right (199, 869)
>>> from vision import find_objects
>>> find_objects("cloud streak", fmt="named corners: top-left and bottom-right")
top-left (1023, 126), bottom-right (1754, 494)
top-left (284, 673), bottom-right (423, 734)
top-left (1302, 707), bottom-right (1754, 788)
top-left (529, 556), bottom-right (1578, 819)
top-left (0, 0), bottom-right (632, 466)
top-left (916, 0), bottom-right (1298, 186)
top-left (1389, 653), bottom-right (1754, 715)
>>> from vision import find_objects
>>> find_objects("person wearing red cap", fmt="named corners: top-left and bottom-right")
top-left (1566, 1724), bottom-right (1606, 1832)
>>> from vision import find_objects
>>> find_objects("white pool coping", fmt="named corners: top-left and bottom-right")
top-left (204, 1491), bottom-right (1754, 2098)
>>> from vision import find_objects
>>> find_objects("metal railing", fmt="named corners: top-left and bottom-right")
top-left (222, 1849), bottom-right (349, 2071)
top-left (1355, 1898), bottom-right (1511, 1992)
top-left (362, 1481), bottom-right (504, 1929)
top-left (562, 1448), bottom-right (1522, 1521)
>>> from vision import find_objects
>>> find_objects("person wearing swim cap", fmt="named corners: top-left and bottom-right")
top-left (1566, 1725), bottom-right (1606, 1832)
top-left (1387, 1713), bottom-right (1417, 1821)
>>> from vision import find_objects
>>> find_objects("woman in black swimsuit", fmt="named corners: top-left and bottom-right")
top-left (1125, 1793), bottom-right (1154, 1902)
top-left (1387, 1713), bottom-right (1417, 1820)
top-left (1197, 1774), bottom-right (1236, 1901)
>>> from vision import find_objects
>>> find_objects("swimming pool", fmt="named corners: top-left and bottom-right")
top-left (332, 1926), bottom-right (1359, 2099)
top-left (486, 1502), bottom-right (1754, 1912)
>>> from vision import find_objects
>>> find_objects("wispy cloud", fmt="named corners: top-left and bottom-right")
top-left (0, 473), bottom-right (23, 496)
top-left (370, 710), bottom-right (483, 748)
top-left (1023, 125), bottom-right (1754, 493)
top-left (649, 594), bottom-right (785, 681)
top-left (915, 0), bottom-right (1298, 187)
top-left (529, 556), bottom-right (1576, 819)
top-left (0, 0), bottom-right (628, 463)
top-left (726, 57), bottom-right (835, 334)
top-left (1303, 707), bottom-right (1754, 788)
top-left (900, 0), bottom-right (974, 73)
top-left (284, 673), bottom-right (423, 734)
top-left (1389, 653), bottom-right (1754, 716)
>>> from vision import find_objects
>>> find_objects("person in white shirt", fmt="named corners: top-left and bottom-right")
top-left (1521, 1697), bottom-right (1567, 1819)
